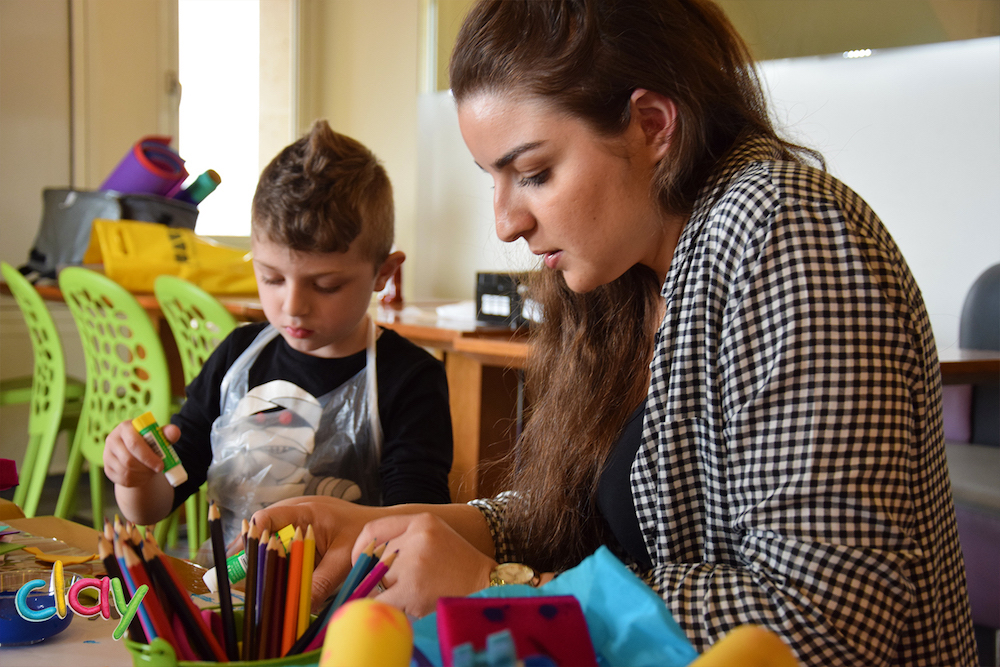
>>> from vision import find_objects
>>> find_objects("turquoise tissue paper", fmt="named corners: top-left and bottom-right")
top-left (412, 546), bottom-right (698, 667)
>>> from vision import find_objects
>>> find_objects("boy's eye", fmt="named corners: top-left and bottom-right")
top-left (261, 275), bottom-right (283, 286)
top-left (315, 283), bottom-right (342, 294)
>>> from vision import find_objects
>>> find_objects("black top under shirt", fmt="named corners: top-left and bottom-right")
top-left (596, 401), bottom-right (652, 569)
top-left (169, 321), bottom-right (453, 510)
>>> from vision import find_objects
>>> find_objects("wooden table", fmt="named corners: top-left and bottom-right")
top-left (937, 347), bottom-right (1000, 385)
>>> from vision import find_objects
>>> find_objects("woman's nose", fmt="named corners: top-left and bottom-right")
top-left (494, 185), bottom-right (532, 244)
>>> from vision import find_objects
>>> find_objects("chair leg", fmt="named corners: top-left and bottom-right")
top-left (199, 486), bottom-right (208, 547)
top-left (90, 463), bottom-right (103, 530)
top-left (12, 433), bottom-right (41, 511)
top-left (54, 435), bottom-right (85, 520)
top-left (23, 431), bottom-right (58, 518)
top-left (186, 494), bottom-right (200, 560)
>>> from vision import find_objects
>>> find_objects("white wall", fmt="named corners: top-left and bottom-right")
top-left (414, 38), bottom-right (1000, 348)
top-left (761, 37), bottom-right (1000, 349)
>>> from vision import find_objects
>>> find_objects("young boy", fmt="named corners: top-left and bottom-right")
top-left (104, 120), bottom-right (453, 544)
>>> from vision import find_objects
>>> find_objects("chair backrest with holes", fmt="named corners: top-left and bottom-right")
top-left (57, 267), bottom-right (172, 466)
top-left (1, 263), bottom-right (71, 438)
top-left (154, 275), bottom-right (238, 386)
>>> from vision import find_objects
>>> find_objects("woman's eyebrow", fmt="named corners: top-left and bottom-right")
top-left (493, 141), bottom-right (544, 170)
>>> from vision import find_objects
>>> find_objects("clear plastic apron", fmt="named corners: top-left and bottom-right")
top-left (207, 319), bottom-right (382, 544)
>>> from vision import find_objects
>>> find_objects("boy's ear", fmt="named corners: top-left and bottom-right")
top-left (373, 250), bottom-right (405, 292)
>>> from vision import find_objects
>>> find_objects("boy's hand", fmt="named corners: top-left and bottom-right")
top-left (103, 419), bottom-right (181, 487)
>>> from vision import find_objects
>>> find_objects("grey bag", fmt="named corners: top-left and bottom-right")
top-left (23, 188), bottom-right (197, 281)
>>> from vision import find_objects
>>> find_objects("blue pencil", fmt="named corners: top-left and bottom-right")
top-left (114, 534), bottom-right (157, 642)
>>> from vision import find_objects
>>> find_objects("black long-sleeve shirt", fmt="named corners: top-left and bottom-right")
top-left (169, 321), bottom-right (453, 511)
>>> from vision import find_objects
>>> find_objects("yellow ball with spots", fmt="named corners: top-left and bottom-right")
top-left (319, 598), bottom-right (413, 667)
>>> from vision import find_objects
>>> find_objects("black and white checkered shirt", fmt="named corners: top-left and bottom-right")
top-left (473, 137), bottom-right (977, 666)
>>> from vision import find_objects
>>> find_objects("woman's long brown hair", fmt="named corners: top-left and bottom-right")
top-left (450, 0), bottom-right (820, 571)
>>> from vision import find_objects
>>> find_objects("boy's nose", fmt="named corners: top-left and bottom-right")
top-left (283, 283), bottom-right (309, 316)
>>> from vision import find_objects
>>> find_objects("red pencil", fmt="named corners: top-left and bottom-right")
top-left (281, 527), bottom-right (304, 655)
top-left (145, 539), bottom-right (229, 662)
top-left (124, 545), bottom-right (182, 655)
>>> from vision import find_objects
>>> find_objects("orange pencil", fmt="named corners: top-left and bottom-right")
top-left (296, 525), bottom-right (315, 638)
top-left (280, 527), bottom-right (304, 654)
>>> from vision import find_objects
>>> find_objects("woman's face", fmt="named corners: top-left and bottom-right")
top-left (457, 91), bottom-right (679, 293)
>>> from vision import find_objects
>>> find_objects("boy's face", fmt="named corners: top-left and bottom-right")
top-left (251, 234), bottom-right (402, 358)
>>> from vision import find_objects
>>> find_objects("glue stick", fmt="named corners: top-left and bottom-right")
top-left (203, 524), bottom-right (296, 592)
top-left (132, 412), bottom-right (188, 487)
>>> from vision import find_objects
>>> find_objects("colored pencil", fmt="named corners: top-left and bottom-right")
top-left (255, 528), bottom-right (270, 630)
top-left (241, 520), bottom-right (261, 661)
top-left (296, 525), bottom-right (315, 638)
top-left (124, 545), bottom-right (180, 651)
top-left (268, 540), bottom-right (288, 658)
top-left (208, 501), bottom-right (239, 660)
top-left (346, 549), bottom-right (397, 603)
top-left (142, 541), bottom-right (218, 662)
top-left (114, 531), bottom-right (156, 643)
top-left (285, 539), bottom-right (377, 656)
top-left (281, 527), bottom-right (304, 654)
top-left (144, 538), bottom-right (228, 662)
top-left (99, 533), bottom-right (146, 643)
top-left (257, 535), bottom-right (281, 660)
top-left (304, 550), bottom-right (398, 654)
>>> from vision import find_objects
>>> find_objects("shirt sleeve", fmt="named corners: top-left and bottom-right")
top-left (168, 323), bottom-right (261, 511)
top-left (376, 332), bottom-right (454, 505)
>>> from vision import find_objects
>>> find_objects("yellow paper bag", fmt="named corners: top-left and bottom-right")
top-left (86, 219), bottom-right (257, 294)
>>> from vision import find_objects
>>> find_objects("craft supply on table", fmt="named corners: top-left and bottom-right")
top-left (132, 411), bottom-right (188, 487)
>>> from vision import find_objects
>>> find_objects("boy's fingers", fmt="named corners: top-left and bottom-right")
top-left (122, 422), bottom-right (166, 472)
top-left (161, 423), bottom-right (181, 443)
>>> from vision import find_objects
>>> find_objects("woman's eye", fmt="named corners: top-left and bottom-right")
top-left (519, 169), bottom-right (550, 187)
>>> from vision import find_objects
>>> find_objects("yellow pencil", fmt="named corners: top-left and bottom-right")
top-left (297, 524), bottom-right (315, 638)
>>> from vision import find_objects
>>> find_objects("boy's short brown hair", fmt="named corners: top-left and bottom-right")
top-left (251, 120), bottom-right (394, 265)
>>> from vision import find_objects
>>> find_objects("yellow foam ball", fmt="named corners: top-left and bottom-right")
top-left (319, 598), bottom-right (413, 667)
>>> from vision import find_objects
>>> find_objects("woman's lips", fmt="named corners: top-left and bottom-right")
top-left (285, 326), bottom-right (313, 339)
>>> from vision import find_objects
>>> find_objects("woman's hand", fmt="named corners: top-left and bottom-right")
top-left (251, 496), bottom-right (384, 609)
top-left (356, 513), bottom-right (497, 618)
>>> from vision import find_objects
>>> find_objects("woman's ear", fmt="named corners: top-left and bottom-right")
top-left (630, 88), bottom-right (678, 161)
top-left (374, 250), bottom-right (406, 292)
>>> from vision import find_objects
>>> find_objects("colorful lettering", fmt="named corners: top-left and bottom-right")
top-left (68, 578), bottom-right (104, 618)
top-left (15, 579), bottom-right (56, 622)
top-left (14, 564), bottom-right (147, 642)
top-left (110, 576), bottom-right (147, 641)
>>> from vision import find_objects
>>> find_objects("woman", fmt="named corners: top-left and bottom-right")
top-left (254, 1), bottom-right (976, 664)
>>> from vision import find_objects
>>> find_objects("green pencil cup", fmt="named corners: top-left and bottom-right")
top-left (124, 609), bottom-right (322, 667)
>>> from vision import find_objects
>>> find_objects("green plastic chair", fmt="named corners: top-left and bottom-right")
top-left (154, 275), bottom-right (238, 558)
top-left (0, 262), bottom-right (85, 516)
top-left (55, 267), bottom-right (174, 531)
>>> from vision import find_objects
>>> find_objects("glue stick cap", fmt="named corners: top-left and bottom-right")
top-left (203, 567), bottom-right (220, 593)
top-left (164, 463), bottom-right (188, 486)
top-left (132, 411), bottom-right (156, 431)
